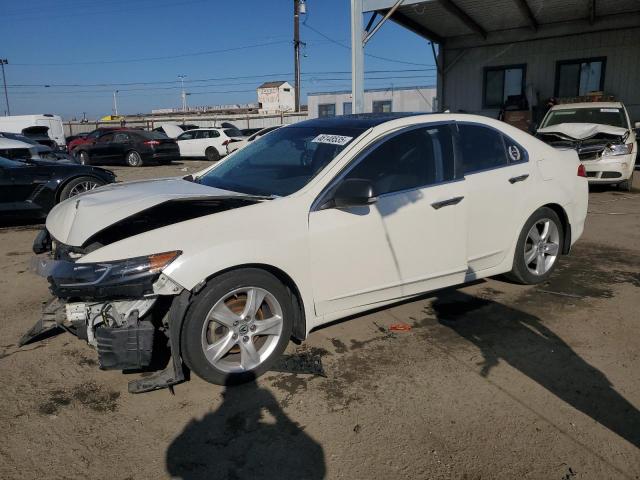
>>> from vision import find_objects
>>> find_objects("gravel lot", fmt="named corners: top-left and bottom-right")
top-left (0, 161), bottom-right (638, 480)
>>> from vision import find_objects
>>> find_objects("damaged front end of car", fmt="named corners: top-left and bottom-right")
top-left (26, 229), bottom-right (190, 393)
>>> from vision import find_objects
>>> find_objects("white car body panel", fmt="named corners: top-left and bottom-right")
top-left (44, 114), bottom-right (589, 335)
top-left (537, 123), bottom-right (628, 139)
top-left (155, 124), bottom-right (184, 139)
top-left (46, 178), bottom-right (243, 246)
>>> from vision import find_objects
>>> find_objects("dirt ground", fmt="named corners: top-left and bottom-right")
top-left (1, 160), bottom-right (639, 480)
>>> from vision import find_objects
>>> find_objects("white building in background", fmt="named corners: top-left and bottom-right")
top-left (307, 85), bottom-right (437, 118)
top-left (257, 81), bottom-right (295, 114)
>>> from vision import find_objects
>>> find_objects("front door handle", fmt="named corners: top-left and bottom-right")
top-left (431, 196), bottom-right (464, 210)
top-left (509, 174), bottom-right (529, 184)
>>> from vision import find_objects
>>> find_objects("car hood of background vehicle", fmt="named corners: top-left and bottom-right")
top-left (537, 122), bottom-right (628, 140)
top-left (46, 177), bottom-right (246, 247)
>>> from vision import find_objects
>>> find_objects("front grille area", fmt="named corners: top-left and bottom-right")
top-left (579, 152), bottom-right (599, 161)
top-left (601, 171), bottom-right (622, 179)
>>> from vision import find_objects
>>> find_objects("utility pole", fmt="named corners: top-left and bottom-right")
top-left (178, 74), bottom-right (187, 112)
top-left (112, 90), bottom-right (119, 116)
top-left (293, 0), bottom-right (305, 112)
top-left (1, 59), bottom-right (10, 116)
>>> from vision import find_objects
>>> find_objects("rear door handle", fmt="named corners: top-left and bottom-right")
top-left (509, 174), bottom-right (529, 184)
top-left (431, 196), bottom-right (464, 210)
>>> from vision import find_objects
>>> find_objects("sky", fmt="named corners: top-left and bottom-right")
top-left (0, 0), bottom-right (437, 120)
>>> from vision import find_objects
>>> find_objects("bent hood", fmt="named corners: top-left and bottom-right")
top-left (46, 177), bottom-right (245, 247)
top-left (537, 122), bottom-right (628, 140)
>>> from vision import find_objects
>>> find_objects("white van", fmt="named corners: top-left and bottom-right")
top-left (0, 114), bottom-right (66, 148)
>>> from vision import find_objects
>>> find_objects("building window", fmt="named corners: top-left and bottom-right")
top-left (318, 104), bottom-right (336, 118)
top-left (483, 64), bottom-right (526, 108)
top-left (372, 100), bottom-right (392, 113)
top-left (343, 102), bottom-right (352, 115)
top-left (283, 88), bottom-right (291, 92)
top-left (555, 57), bottom-right (606, 97)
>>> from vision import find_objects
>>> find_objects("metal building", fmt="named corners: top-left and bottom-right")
top-left (307, 85), bottom-right (437, 118)
top-left (351, 0), bottom-right (640, 123)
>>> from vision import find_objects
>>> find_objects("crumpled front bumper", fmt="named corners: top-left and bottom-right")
top-left (582, 153), bottom-right (635, 184)
top-left (26, 229), bottom-right (189, 393)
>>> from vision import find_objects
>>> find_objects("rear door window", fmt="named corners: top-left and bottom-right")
top-left (97, 133), bottom-right (114, 143)
top-left (113, 133), bottom-right (129, 143)
top-left (457, 124), bottom-right (508, 174)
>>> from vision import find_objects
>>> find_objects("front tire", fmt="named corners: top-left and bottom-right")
top-left (507, 207), bottom-right (563, 285)
top-left (205, 147), bottom-right (220, 162)
top-left (126, 150), bottom-right (143, 167)
top-left (59, 176), bottom-right (105, 201)
top-left (181, 269), bottom-right (293, 385)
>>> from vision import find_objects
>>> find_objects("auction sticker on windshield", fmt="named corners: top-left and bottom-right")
top-left (311, 134), bottom-right (353, 146)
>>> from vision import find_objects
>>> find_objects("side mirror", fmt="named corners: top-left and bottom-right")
top-left (331, 179), bottom-right (376, 209)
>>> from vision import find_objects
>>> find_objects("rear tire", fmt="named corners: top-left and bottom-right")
top-left (180, 269), bottom-right (293, 385)
top-left (205, 147), bottom-right (220, 162)
top-left (126, 150), bottom-right (143, 167)
top-left (59, 176), bottom-right (105, 201)
top-left (507, 207), bottom-right (564, 285)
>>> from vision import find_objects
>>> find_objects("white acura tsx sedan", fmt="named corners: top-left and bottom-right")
top-left (26, 113), bottom-right (588, 392)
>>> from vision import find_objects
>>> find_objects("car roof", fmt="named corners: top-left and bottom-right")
top-left (550, 102), bottom-right (624, 110)
top-left (292, 112), bottom-right (427, 129)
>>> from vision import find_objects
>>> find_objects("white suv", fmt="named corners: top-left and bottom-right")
top-left (537, 101), bottom-right (638, 191)
top-left (176, 128), bottom-right (244, 161)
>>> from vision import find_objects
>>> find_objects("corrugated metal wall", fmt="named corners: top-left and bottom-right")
top-left (443, 26), bottom-right (640, 121)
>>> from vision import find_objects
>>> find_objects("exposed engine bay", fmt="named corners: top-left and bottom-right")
top-left (536, 131), bottom-right (627, 160)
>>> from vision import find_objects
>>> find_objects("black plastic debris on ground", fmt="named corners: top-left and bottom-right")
top-left (269, 350), bottom-right (326, 377)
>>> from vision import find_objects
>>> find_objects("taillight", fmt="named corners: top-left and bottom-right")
top-left (144, 140), bottom-right (160, 147)
top-left (577, 164), bottom-right (586, 177)
top-left (222, 140), bottom-right (230, 146)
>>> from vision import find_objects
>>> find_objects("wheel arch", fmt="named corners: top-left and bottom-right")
top-left (541, 202), bottom-right (571, 255)
top-left (55, 174), bottom-right (107, 203)
top-left (203, 263), bottom-right (307, 341)
top-left (172, 263), bottom-right (307, 354)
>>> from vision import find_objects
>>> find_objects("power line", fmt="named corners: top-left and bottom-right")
top-left (11, 40), bottom-right (292, 66)
top-left (8, 74), bottom-right (435, 95)
top-left (7, 68), bottom-right (436, 89)
top-left (302, 23), bottom-right (432, 67)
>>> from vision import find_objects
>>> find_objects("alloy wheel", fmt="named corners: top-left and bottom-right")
top-left (524, 218), bottom-right (560, 276)
top-left (68, 180), bottom-right (100, 197)
top-left (127, 151), bottom-right (142, 167)
top-left (200, 287), bottom-right (284, 373)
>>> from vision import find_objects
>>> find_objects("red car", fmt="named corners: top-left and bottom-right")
top-left (67, 127), bottom-right (122, 152)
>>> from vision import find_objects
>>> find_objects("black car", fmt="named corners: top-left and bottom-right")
top-left (74, 130), bottom-right (179, 167)
top-left (0, 156), bottom-right (116, 218)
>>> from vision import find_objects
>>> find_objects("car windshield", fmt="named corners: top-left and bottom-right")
top-left (541, 107), bottom-right (628, 129)
top-left (196, 126), bottom-right (364, 196)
